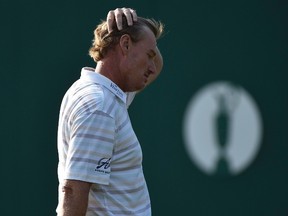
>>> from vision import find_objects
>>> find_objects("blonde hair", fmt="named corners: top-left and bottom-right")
top-left (89, 16), bottom-right (164, 62)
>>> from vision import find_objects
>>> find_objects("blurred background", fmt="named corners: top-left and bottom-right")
top-left (1, 0), bottom-right (287, 215)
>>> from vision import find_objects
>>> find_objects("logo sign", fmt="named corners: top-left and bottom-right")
top-left (95, 157), bottom-right (111, 174)
top-left (183, 81), bottom-right (263, 176)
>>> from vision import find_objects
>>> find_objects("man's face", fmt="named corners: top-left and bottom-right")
top-left (121, 27), bottom-right (158, 92)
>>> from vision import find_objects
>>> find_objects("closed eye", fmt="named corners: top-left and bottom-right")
top-left (147, 53), bottom-right (154, 59)
top-left (147, 50), bottom-right (156, 59)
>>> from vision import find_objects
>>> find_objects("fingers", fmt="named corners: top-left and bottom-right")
top-left (107, 10), bottom-right (116, 33)
top-left (107, 8), bottom-right (137, 33)
top-left (123, 8), bottom-right (137, 25)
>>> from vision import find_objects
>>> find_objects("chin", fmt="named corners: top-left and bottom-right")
top-left (134, 84), bottom-right (146, 92)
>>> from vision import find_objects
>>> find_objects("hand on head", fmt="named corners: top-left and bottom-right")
top-left (107, 8), bottom-right (137, 33)
top-left (104, 7), bottom-right (164, 90)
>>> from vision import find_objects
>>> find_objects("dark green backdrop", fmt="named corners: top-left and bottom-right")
top-left (1, 0), bottom-right (287, 215)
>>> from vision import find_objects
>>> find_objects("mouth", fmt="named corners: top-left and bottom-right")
top-left (144, 73), bottom-right (149, 83)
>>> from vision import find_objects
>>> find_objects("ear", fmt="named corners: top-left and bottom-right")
top-left (119, 34), bottom-right (131, 55)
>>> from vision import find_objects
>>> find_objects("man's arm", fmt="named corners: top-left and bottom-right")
top-left (57, 180), bottom-right (92, 216)
top-left (147, 46), bottom-right (163, 86)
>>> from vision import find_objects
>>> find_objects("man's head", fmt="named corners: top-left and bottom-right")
top-left (89, 17), bottom-right (163, 62)
top-left (90, 16), bottom-right (164, 92)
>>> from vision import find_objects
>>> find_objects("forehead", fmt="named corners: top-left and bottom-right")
top-left (138, 26), bottom-right (157, 50)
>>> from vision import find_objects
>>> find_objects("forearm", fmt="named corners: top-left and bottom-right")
top-left (58, 180), bottom-right (91, 216)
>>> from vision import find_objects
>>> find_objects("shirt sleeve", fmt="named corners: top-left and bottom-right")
top-left (64, 110), bottom-right (115, 185)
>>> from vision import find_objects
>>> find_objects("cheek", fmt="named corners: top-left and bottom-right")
top-left (130, 51), bottom-right (147, 67)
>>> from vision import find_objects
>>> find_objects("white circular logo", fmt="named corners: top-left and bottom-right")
top-left (183, 81), bottom-right (263, 176)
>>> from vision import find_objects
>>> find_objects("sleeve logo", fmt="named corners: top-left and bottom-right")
top-left (95, 157), bottom-right (111, 174)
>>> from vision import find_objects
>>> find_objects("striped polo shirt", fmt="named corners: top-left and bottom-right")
top-left (57, 67), bottom-right (151, 215)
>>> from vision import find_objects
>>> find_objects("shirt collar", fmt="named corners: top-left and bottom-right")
top-left (80, 67), bottom-right (127, 104)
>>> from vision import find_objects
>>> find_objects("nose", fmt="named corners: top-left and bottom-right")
top-left (148, 61), bottom-right (156, 75)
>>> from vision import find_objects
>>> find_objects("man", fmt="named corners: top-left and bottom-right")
top-left (56, 8), bottom-right (164, 216)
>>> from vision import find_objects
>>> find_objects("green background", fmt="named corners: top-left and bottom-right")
top-left (1, 0), bottom-right (287, 215)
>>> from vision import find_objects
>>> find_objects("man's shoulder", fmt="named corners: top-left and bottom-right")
top-left (61, 80), bottom-right (104, 111)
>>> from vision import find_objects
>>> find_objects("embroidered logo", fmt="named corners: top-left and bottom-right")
top-left (110, 82), bottom-right (124, 99)
top-left (95, 157), bottom-right (111, 174)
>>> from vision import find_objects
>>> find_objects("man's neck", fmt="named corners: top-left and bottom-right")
top-left (95, 59), bottom-right (125, 90)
